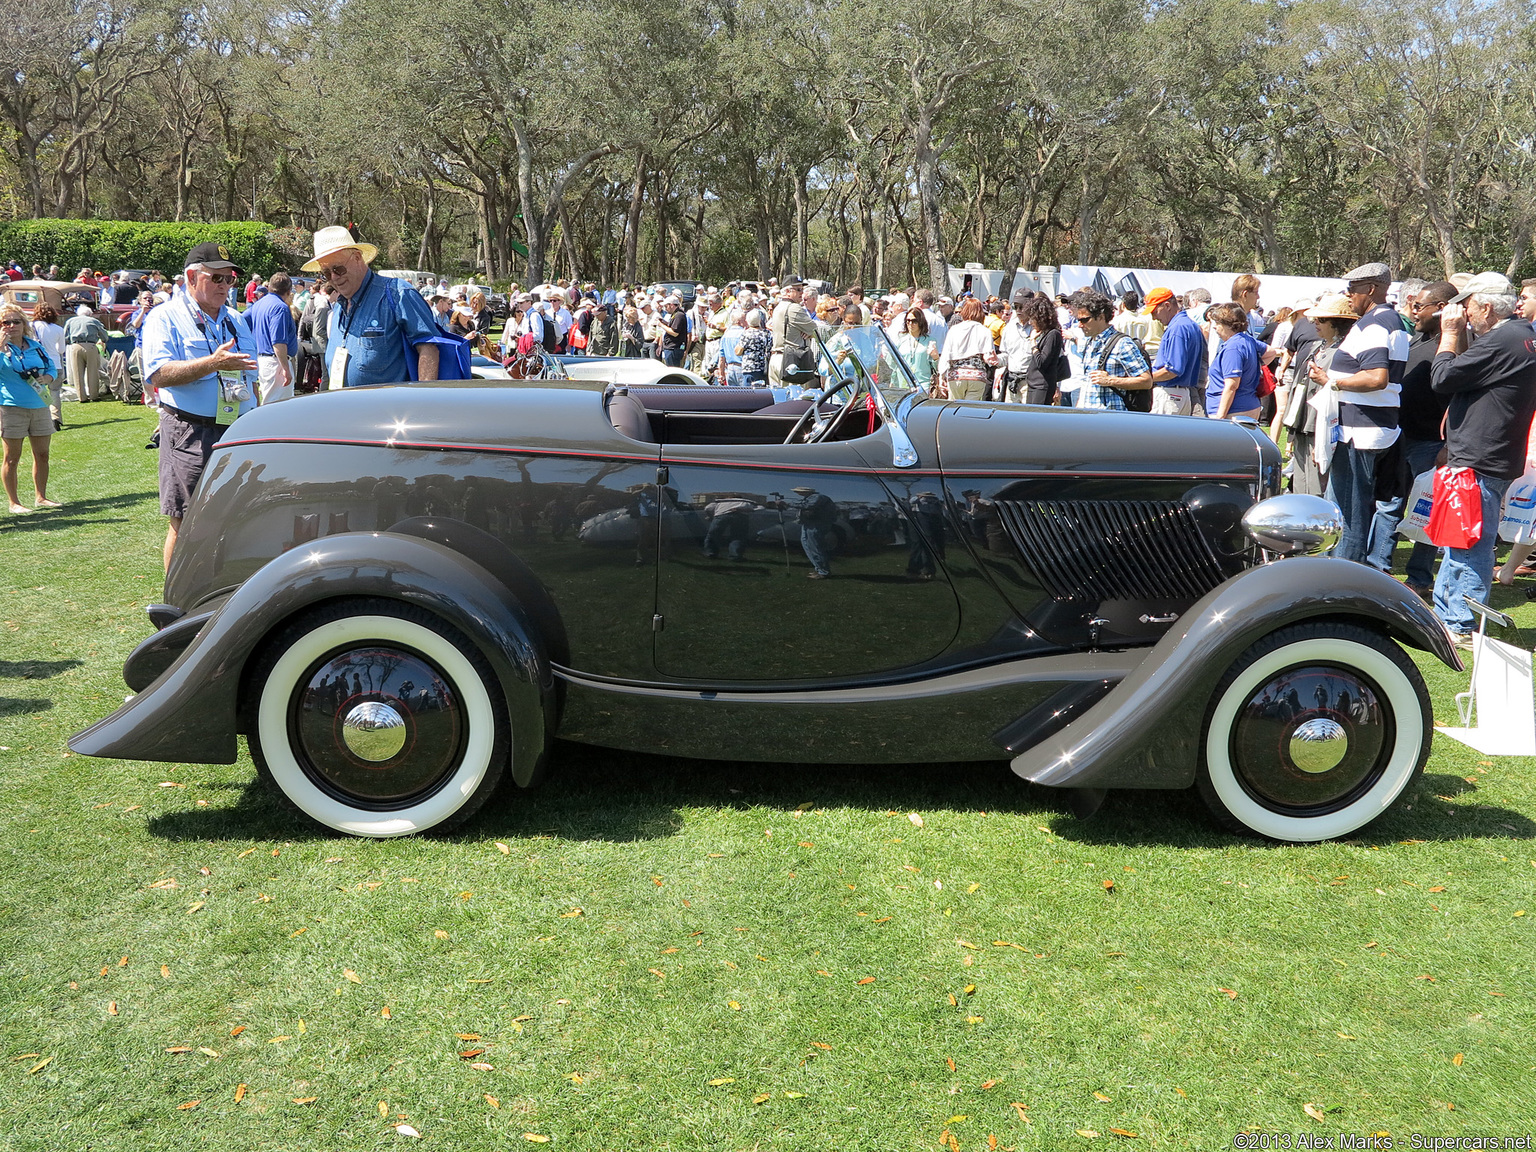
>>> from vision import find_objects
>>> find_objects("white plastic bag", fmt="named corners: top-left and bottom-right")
top-left (1499, 463), bottom-right (1536, 543)
top-left (1400, 469), bottom-right (1435, 545)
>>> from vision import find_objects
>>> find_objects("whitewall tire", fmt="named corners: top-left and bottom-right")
top-left (249, 599), bottom-right (508, 837)
top-left (1197, 622), bottom-right (1430, 842)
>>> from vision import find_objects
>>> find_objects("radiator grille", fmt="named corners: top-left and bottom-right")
top-left (993, 498), bottom-right (1226, 602)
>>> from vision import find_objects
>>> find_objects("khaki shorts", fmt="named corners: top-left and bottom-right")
top-left (1, 404), bottom-right (52, 439)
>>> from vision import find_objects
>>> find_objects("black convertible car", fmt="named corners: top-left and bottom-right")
top-left (72, 325), bottom-right (1458, 841)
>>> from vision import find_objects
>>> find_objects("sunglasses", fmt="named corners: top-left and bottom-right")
top-left (318, 262), bottom-right (353, 279)
top-left (1, 319), bottom-right (25, 326)
top-left (199, 271), bottom-right (237, 285)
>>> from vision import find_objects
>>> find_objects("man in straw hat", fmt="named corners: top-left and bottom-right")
top-left (141, 240), bottom-right (259, 569)
top-left (302, 226), bottom-right (440, 388)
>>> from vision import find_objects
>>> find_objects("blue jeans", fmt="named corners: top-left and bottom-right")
top-left (800, 525), bottom-right (831, 576)
top-left (1433, 472), bottom-right (1511, 634)
top-left (661, 348), bottom-right (683, 367)
top-left (1365, 435), bottom-right (1442, 586)
top-left (1326, 442), bottom-right (1381, 565)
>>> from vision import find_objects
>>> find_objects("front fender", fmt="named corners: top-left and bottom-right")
top-left (1010, 557), bottom-right (1459, 790)
top-left (69, 532), bottom-right (554, 785)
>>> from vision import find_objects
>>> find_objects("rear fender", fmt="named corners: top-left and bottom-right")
top-left (69, 533), bottom-right (554, 785)
top-left (1010, 557), bottom-right (1458, 790)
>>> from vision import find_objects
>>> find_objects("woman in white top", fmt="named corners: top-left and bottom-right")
top-left (30, 305), bottom-right (67, 430)
top-left (935, 297), bottom-right (997, 400)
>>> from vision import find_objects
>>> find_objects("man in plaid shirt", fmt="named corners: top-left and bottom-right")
top-left (1071, 289), bottom-right (1153, 410)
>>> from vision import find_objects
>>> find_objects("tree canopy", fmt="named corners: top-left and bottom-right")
top-left (3, 0), bottom-right (1532, 288)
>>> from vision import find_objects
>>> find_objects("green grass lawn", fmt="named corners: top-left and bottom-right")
top-left (2, 402), bottom-right (1534, 1149)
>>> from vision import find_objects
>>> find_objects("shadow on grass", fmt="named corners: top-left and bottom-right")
top-left (0, 659), bottom-right (82, 678)
top-left (0, 491), bottom-right (152, 535)
top-left (0, 696), bottom-right (53, 715)
top-left (141, 740), bottom-right (1536, 849)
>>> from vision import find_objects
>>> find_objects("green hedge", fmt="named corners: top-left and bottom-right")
top-left (0, 220), bottom-right (284, 279)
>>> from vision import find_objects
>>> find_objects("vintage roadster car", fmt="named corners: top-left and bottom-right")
top-left (71, 325), bottom-right (1458, 841)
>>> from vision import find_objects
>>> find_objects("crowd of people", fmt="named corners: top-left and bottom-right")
top-left (4, 228), bottom-right (1535, 648)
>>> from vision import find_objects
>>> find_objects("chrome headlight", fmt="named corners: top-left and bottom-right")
top-left (1241, 493), bottom-right (1343, 557)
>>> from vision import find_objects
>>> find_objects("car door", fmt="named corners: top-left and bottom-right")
top-left (653, 434), bottom-right (961, 682)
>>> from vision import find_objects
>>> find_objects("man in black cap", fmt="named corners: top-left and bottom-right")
top-left (140, 241), bottom-right (258, 569)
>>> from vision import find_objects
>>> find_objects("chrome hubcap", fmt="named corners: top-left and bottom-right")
top-left (341, 701), bottom-right (408, 762)
top-left (1229, 663), bottom-right (1391, 813)
top-left (1288, 717), bottom-right (1348, 774)
top-left (291, 645), bottom-right (465, 808)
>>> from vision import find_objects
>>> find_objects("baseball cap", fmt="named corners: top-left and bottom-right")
top-left (1145, 286), bottom-right (1176, 308)
top-left (184, 241), bottom-right (241, 274)
top-left (1449, 271), bottom-right (1513, 304)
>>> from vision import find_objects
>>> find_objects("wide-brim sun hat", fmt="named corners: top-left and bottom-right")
top-left (301, 225), bottom-right (378, 272)
top-left (1307, 293), bottom-right (1359, 321)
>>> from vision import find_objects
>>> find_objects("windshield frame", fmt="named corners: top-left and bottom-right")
top-left (809, 322), bottom-right (921, 468)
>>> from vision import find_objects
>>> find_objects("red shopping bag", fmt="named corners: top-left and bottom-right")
top-left (1426, 466), bottom-right (1482, 549)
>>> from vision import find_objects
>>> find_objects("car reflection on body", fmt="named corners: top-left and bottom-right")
top-left (71, 324), bottom-right (1458, 843)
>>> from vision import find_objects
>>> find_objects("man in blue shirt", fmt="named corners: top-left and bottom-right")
top-left (1148, 287), bottom-right (1205, 416)
top-left (246, 271), bottom-right (298, 403)
top-left (304, 226), bottom-right (439, 387)
top-left (141, 241), bottom-right (259, 570)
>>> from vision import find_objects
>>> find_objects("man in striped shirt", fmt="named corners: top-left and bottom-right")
top-left (1307, 262), bottom-right (1409, 564)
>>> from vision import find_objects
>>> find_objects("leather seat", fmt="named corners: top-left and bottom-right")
top-left (607, 391), bottom-right (655, 442)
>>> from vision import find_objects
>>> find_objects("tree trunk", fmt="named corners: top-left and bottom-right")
top-left (624, 153), bottom-right (648, 284)
top-left (912, 104), bottom-right (950, 297)
top-left (793, 170), bottom-right (808, 278)
top-left (417, 173), bottom-right (436, 271)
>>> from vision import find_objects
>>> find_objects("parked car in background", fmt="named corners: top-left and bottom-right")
top-left (378, 269), bottom-right (438, 292)
top-left (3, 279), bottom-right (126, 325)
top-left (72, 324), bottom-right (1456, 843)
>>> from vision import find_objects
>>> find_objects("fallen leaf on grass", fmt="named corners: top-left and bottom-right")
top-left (521, 1136), bottom-right (549, 1144)
top-left (707, 1077), bottom-right (736, 1086)
top-left (123, 805), bottom-right (141, 812)
top-left (344, 969), bottom-right (362, 984)
top-left (380, 1006), bottom-right (392, 1018)
top-left (459, 1049), bottom-right (485, 1059)
top-left (434, 930), bottom-right (449, 940)
top-left (28, 1056), bottom-right (52, 1074)
top-left (268, 1036), bottom-right (291, 1044)
top-left (946, 1056), bottom-right (957, 1072)
top-left (485, 1094), bottom-right (500, 1108)
top-left (198, 1047), bottom-right (219, 1058)
top-left (107, 1002), bottom-right (117, 1016)
top-left (857, 976), bottom-right (875, 985)
top-left (752, 1092), bottom-right (771, 1104)
top-left (395, 1124), bottom-right (421, 1137)
top-left (1077, 1130), bottom-right (1099, 1139)
top-left (1218, 988), bottom-right (1238, 999)
top-left (160, 965), bottom-right (171, 979)
top-left (159, 781), bottom-right (184, 788)
top-left (148, 878), bottom-right (177, 890)
top-left (1452, 1053), bottom-right (1464, 1066)
top-left (1109, 1128), bottom-right (1139, 1138)
top-left (729, 1001), bottom-right (741, 1010)
top-left (1103, 880), bottom-right (1115, 892)
top-left (559, 908), bottom-right (583, 918)
top-left (566, 1073), bottom-right (583, 1084)
top-left (980, 1079), bottom-right (999, 1090)
top-left (470, 1062), bottom-right (493, 1071)
top-left (177, 1100), bottom-right (199, 1110)
top-left (456, 1033), bottom-right (480, 1041)
top-left (1337, 1032), bottom-right (1356, 1040)
top-left (1416, 975), bottom-right (1437, 982)
top-left (290, 927), bottom-right (306, 938)
top-left (964, 984), bottom-right (977, 996)
top-left (966, 1015), bottom-right (984, 1024)
top-left (649, 968), bottom-right (665, 978)
top-left (810, 1042), bottom-right (831, 1050)
top-left (234, 1084), bottom-right (246, 1102)
top-left (908, 812), bottom-right (924, 827)
top-left (495, 842), bottom-right (510, 854)
top-left (1429, 886), bottom-right (1446, 893)
top-left (785, 1091), bottom-right (805, 1098)
top-left (1093, 1091), bottom-right (1112, 1102)
top-left (292, 1097), bottom-right (317, 1105)
top-left (1303, 1103), bottom-right (1327, 1122)
top-left (165, 1047), bottom-right (193, 1054)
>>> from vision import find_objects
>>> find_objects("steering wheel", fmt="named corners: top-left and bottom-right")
top-left (783, 374), bottom-right (865, 445)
